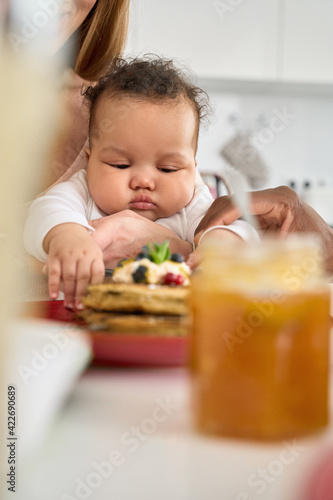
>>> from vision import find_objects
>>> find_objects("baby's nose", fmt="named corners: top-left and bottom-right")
top-left (130, 169), bottom-right (155, 190)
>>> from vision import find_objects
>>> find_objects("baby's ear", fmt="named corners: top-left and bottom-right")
top-left (85, 148), bottom-right (91, 161)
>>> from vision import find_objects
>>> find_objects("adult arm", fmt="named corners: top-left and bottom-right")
top-left (37, 71), bottom-right (90, 195)
top-left (195, 186), bottom-right (333, 274)
top-left (89, 210), bottom-right (193, 269)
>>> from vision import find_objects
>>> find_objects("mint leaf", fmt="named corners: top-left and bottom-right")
top-left (147, 241), bottom-right (170, 263)
top-left (157, 240), bottom-right (171, 263)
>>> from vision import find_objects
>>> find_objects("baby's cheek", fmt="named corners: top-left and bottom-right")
top-left (183, 184), bottom-right (196, 206)
top-left (173, 189), bottom-right (193, 212)
top-left (91, 187), bottom-right (122, 215)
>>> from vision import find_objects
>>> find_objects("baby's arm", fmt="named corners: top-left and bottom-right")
top-left (189, 220), bottom-right (259, 269)
top-left (43, 223), bottom-right (104, 310)
top-left (23, 170), bottom-right (105, 307)
top-left (193, 225), bottom-right (241, 246)
top-left (194, 219), bottom-right (260, 246)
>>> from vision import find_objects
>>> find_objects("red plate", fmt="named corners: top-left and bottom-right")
top-left (26, 301), bottom-right (189, 367)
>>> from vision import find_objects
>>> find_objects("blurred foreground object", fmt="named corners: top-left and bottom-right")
top-left (301, 446), bottom-right (333, 500)
top-left (0, 1), bottom-right (77, 496)
top-left (190, 236), bottom-right (330, 441)
top-left (194, 186), bottom-right (333, 277)
top-left (7, 319), bottom-right (91, 460)
top-left (0, 0), bottom-right (65, 332)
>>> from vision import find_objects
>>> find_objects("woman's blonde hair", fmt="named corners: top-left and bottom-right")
top-left (75, 0), bottom-right (129, 81)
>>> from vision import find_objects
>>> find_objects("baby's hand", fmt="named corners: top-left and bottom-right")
top-left (187, 248), bottom-right (203, 270)
top-left (44, 223), bottom-right (105, 310)
top-left (189, 227), bottom-right (244, 270)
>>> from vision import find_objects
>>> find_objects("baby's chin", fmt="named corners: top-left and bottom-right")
top-left (128, 209), bottom-right (159, 221)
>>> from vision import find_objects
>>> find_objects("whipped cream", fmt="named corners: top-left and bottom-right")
top-left (112, 258), bottom-right (191, 285)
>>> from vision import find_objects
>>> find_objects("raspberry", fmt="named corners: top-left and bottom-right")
top-left (163, 273), bottom-right (185, 286)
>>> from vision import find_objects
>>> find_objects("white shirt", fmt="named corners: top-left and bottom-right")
top-left (23, 169), bottom-right (258, 262)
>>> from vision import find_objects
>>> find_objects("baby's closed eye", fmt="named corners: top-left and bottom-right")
top-left (108, 164), bottom-right (130, 169)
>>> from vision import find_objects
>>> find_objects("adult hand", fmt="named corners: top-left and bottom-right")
top-left (195, 186), bottom-right (333, 274)
top-left (89, 210), bottom-right (193, 268)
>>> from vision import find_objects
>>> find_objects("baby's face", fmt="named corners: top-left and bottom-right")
top-left (86, 96), bottom-right (197, 221)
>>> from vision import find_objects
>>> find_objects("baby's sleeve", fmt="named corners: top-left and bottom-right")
top-left (186, 182), bottom-right (260, 246)
top-left (184, 184), bottom-right (215, 244)
top-left (196, 219), bottom-right (260, 246)
top-left (23, 171), bottom-right (94, 262)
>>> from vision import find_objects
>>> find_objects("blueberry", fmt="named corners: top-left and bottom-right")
top-left (135, 246), bottom-right (154, 261)
top-left (135, 252), bottom-right (146, 261)
top-left (104, 268), bottom-right (114, 277)
top-left (170, 253), bottom-right (184, 263)
top-left (132, 265), bottom-right (148, 283)
top-left (116, 258), bottom-right (128, 268)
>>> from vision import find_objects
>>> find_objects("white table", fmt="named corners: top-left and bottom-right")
top-left (13, 363), bottom-right (333, 500)
top-left (4, 283), bottom-right (332, 500)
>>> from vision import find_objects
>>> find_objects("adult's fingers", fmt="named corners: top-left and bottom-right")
top-left (92, 227), bottom-right (116, 250)
top-left (249, 188), bottom-right (295, 234)
top-left (88, 210), bottom-right (143, 230)
top-left (195, 196), bottom-right (241, 235)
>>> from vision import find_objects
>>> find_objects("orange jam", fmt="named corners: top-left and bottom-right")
top-left (190, 237), bottom-right (330, 441)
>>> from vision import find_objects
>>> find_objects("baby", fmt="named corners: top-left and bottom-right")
top-left (24, 56), bottom-right (257, 309)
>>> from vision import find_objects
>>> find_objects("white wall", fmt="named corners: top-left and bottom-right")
top-left (125, 0), bottom-right (333, 194)
top-left (124, 0), bottom-right (333, 225)
top-left (196, 89), bottom-right (333, 194)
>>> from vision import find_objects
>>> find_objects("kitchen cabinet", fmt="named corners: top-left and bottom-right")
top-left (127, 0), bottom-right (333, 86)
top-left (127, 0), bottom-right (280, 81)
top-left (282, 0), bottom-right (333, 83)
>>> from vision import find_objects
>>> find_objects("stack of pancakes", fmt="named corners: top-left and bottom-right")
top-left (79, 242), bottom-right (191, 337)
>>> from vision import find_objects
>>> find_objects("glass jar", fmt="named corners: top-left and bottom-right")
top-left (190, 236), bottom-right (330, 441)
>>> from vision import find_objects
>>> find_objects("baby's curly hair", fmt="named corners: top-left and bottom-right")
top-left (83, 55), bottom-right (211, 143)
